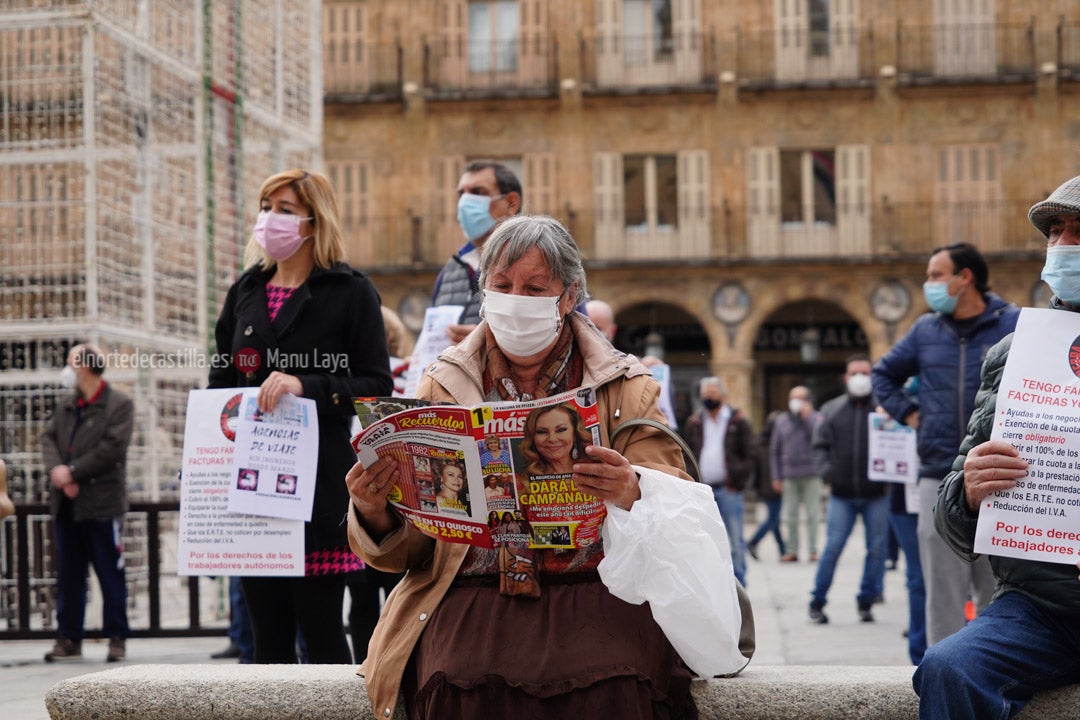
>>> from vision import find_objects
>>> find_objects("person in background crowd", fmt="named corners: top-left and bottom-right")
top-left (872, 241), bottom-right (1019, 646)
top-left (42, 344), bottom-right (134, 663)
top-left (208, 168), bottom-right (392, 663)
top-left (747, 410), bottom-right (786, 561)
top-left (682, 376), bottom-right (757, 585)
top-left (885, 374), bottom-right (926, 665)
top-left (914, 175), bottom-right (1080, 719)
top-left (770, 385), bottom-right (823, 563)
top-left (585, 299), bottom-right (617, 342)
top-left (808, 356), bottom-right (888, 625)
top-left (431, 160), bottom-right (522, 346)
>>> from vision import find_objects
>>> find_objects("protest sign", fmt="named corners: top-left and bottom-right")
top-left (974, 308), bottom-right (1080, 563)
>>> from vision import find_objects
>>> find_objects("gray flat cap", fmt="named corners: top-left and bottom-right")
top-left (1029, 175), bottom-right (1080, 238)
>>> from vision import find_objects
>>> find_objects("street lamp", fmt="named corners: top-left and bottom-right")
top-left (800, 327), bottom-right (821, 363)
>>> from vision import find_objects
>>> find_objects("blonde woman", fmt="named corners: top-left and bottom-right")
top-left (209, 169), bottom-right (392, 663)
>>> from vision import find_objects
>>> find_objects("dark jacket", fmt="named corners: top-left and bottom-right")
top-left (42, 383), bottom-right (133, 521)
top-left (813, 393), bottom-right (885, 499)
top-left (769, 410), bottom-right (821, 481)
top-left (209, 262), bottom-right (393, 554)
top-left (682, 406), bottom-right (757, 491)
top-left (872, 294), bottom-right (1019, 479)
top-left (937, 321), bottom-right (1080, 618)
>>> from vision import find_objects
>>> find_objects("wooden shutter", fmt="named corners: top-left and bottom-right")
top-left (935, 144), bottom-right (1001, 251)
top-left (430, 155), bottom-right (466, 262)
top-left (673, 0), bottom-right (702, 82)
top-left (746, 146), bottom-right (780, 257)
top-left (523, 152), bottom-right (555, 216)
top-left (934, 0), bottom-right (995, 76)
top-left (439, 0), bottom-right (467, 87)
top-left (518, 0), bottom-right (547, 86)
top-left (595, 0), bottom-right (623, 86)
top-left (677, 149), bottom-right (710, 258)
top-left (830, 0), bottom-right (858, 78)
top-left (774, 0), bottom-right (805, 81)
top-left (327, 159), bottom-right (373, 266)
top-left (593, 152), bottom-right (624, 259)
top-left (836, 145), bottom-right (869, 255)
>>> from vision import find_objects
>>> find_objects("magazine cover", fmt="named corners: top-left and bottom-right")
top-left (351, 386), bottom-right (603, 549)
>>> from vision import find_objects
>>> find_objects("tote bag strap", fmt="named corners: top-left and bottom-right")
top-left (609, 417), bottom-right (700, 482)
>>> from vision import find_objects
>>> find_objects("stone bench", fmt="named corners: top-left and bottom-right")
top-left (45, 664), bottom-right (1077, 719)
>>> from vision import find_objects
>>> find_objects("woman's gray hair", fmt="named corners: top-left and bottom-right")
top-left (479, 215), bottom-right (589, 307)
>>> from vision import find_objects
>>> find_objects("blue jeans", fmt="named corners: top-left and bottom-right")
top-left (889, 510), bottom-right (926, 664)
top-left (711, 486), bottom-right (746, 586)
top-left (810, 494), bottom-right (888, 609)
top-left (748, 497), bottom-right (785, 555)
top-left (914, 591), bottom-right (1080, 719)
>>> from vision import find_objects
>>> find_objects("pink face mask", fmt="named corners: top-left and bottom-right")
top-left (254, 211), bottom-right (311, 261)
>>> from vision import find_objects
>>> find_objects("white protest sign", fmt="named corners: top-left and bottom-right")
top-left (867, 412), bottom-right (918, 483)
top-left (974, 308), bottom-right (1080, 563)
top-left (178, 389), bottom-right (304, 576)
top-left (403, 304), bottom-right (464, 397)
top-left (227, 393), bottom-right (319, 521)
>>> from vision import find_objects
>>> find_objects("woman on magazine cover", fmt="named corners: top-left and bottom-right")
top-left (209, 168), bottom-right (392, 664)
top-left (433, 459), bottom-right (469, 513)
top-left (519, 403), bottom-right (592, 476)
top-left (345, 215), bottom-right (715, 719)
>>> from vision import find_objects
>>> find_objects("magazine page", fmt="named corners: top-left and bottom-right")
top-left (351, 386), bottom-right (604, 549)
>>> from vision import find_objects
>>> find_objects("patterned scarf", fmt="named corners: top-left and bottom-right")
top-left (482, 321), bottom-right (583, 597)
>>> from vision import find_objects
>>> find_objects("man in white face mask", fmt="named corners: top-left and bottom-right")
top-left (913, 175), bottom-right (1080, 719)
top-left (807, 356), bottom-right (888, 625)
top-left (41, 344), bottom-right (134, 663)
top-left (431, 160), bottom-right (522, 346)
top-left (768, 385), bottom-right (822, 564)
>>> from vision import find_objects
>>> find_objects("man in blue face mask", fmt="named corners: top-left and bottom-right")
top-left (872, 242), bottom-right (1020, 651)
top-left (913, 177), bottom-right (1080, 718)
top-left (431, 160), bottom-right (522, 345)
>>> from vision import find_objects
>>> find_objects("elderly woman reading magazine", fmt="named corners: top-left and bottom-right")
top-left (345, 215), bottom-right (743, 719)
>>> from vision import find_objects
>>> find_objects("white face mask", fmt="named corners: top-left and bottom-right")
top-left (847, 373), bottom-right (873, 398)
top-left (480, 290), bottom-right (563, 358)
top-left (788, 398), bottom-right (806, 415)
top-left (60, 365), bottom-right (77, 389)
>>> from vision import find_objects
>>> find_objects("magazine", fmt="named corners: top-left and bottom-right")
top-left (351, 386), bottom-right (604, 549)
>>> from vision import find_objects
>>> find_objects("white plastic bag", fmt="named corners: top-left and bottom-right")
top-left (598, 466), bottom-right (746, 677)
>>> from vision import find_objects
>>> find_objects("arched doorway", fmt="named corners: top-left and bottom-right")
top-left (753, 299), bottom-right (870, 422)
top-left (613, 301), bottom-right (710, 428)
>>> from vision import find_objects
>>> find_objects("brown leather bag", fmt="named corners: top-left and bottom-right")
top-left (610, 417), bottom-right (756, 675)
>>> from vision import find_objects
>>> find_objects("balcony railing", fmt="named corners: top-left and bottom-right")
top-left (423, 35), bottom-right (557, 97)
top-left (896, 21), bottom-right (1035, 82)
top-left (580, 32), bottom-right (717, 91)
top-left (1, 502), bottom-right (226, 639)
top-left (323, 40), bottom-right (403, 100)
top-left (733, 25), bottom-right (877, 88)
top-left (349, 200), bottom-right (1045, 270)
top-left (1059, 20), bottom-right (1080, 79)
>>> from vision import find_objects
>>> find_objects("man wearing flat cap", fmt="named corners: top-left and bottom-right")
top-left (913, 176), bottom-right (1080, 719)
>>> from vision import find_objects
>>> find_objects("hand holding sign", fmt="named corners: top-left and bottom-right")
top-left (962, 439), bottom-right (1029, 513)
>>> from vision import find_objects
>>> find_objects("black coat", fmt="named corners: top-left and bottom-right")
top-left (812, 393), bottom-right (886, 499)
top-left (209, 262), bottom-right (393, 554)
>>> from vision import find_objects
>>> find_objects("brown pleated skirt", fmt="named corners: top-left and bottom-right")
top-left (404, 575), bottom-right (697, 720)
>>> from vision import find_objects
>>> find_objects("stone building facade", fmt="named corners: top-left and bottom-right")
top-left (323, 0), bottom-right (1077, 425)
